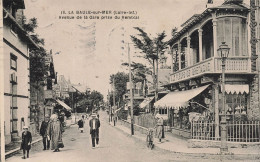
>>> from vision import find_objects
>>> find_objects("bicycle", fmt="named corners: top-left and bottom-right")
top-left (146, 128), bottom-right (154, 150)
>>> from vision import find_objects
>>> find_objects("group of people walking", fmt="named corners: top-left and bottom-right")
top-left (78, 113), bottom-right (101, 149)
top-left (20, 111), bottom-right (64, 159)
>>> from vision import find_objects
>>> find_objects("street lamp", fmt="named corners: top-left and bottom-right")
top-left (217, 42), bottom-right (230, 154)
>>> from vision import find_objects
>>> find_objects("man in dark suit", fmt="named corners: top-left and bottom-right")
top-left (40, 114), bottom-right (50, 150)
top-left (89, 113), bottom-right (100, 149)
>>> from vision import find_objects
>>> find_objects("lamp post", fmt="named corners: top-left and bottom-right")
top-left (217, 42), bottom-right (230, 154)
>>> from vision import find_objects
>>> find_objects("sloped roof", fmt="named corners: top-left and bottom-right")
top-left (72, 84), bottom-right (87, 93)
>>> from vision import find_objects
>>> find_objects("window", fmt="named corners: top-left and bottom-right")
top-left (10, 53), bottom-right (17, 71)
top-left (217, 17), bottom-right (248, 56)
top-left (226, 93), bottom-right (247, 115)
top-left (219, 93), bottom-right (248, 121)
top-left (159, 108), bottom-right (167, 115)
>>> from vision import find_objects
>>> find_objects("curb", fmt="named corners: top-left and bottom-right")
top-left (112, 121), bottom-right (260, 158)
top-left (5, 138), bottom-right (42, 159)
top-left (107, 121), bottom-right (175, 153)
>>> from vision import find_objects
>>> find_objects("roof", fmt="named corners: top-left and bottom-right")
top-left (146, 69), bottom-right (171, 86)
top-left (72, 84), bottom-right (87, 93)
top-left (167, 1), bottom-right (249, 46)
top-left (181, 14), bottom-right (200, 27)
top-left (3, 8), bottom-right (39, 49)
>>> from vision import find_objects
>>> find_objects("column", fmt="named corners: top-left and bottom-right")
top-left (213, 84), bottom-right (219, 139)
top-left (170, 46), bottom-right (173, 74)
top-left (178, 42), bottom-right (181, 70)
top-left (212, 19), bottom-right (218, 57)
top-left (198, 29), bottom-right (203, 62)
top-left (187, 36), bottom-right (191, 67)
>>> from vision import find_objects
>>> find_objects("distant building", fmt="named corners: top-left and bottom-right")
top-left (3, 0), bottom-right (38, 144)
top-left (53, 75), bottom-right (71, 99)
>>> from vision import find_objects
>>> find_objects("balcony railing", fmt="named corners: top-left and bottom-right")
top-left (170, 57), bottom-right (251, 84)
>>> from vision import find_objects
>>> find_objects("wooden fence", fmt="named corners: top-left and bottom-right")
top-left (191, 121), bottom-right (260, 142)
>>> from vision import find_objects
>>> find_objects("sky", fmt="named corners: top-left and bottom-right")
top-left (23, 0), bottom-right (250, 99)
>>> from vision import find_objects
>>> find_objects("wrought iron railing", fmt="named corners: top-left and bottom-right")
top-left (191, 120), bottom-right (260, 142)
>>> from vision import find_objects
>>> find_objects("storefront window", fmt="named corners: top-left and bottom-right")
top-left (225, 93), bottom-right (247, 121)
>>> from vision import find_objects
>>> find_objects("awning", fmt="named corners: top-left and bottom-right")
top-left (154, 85), bottom-right (209, 109)
top-left (222, 84), bottom-right (249, 94)
top-left (56, 99), bottom-right (72, 110)
top-left (139, 97), bottom-right (154, 108)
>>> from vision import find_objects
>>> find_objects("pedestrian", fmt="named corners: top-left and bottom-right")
top-left (78, 118), bottom-right (84, 133)
top-left (47, 112), bottom-right (63, 152)
top-left (40, 114), bottom-right (50, 150)
top-left (89, 113), bottom-right (100, 149)
top-left (82, 115), bottom-right (85, 120)
top-left (155, 115), bottom-right (163, 143)
top-left (20, 126), bottom-right (32, 159)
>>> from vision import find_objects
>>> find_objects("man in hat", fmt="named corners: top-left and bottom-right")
top-left (40, 114), bottom-right (50, 150)
top-left (89, 113), bottom-right (100, 148)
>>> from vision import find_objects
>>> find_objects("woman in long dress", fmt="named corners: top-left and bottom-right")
top-left (47, 113), bottom-right (62, 152)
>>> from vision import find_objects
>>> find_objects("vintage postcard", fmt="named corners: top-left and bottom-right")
top-left (1, 0), bottom-right (260, 161)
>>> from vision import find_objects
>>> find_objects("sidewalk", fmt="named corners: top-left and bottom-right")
top-left (5, 119), bottom-right (75, 159)
top-left (5, 133), bottom-right (42, 158)
top-left (113, 120), bottom-right (260, 156)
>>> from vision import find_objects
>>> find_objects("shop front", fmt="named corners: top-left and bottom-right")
top-left (154, 85), bottom-right (213, 138)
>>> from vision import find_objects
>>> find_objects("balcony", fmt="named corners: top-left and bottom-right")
top-left (169, 57), bottom-right (251, 84)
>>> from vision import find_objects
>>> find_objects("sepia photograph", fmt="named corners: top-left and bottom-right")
top-left (1, 0), bottom-right (260, 161)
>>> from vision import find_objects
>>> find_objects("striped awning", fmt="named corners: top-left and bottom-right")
top-left (154, 85), bottom-right (209, 109)
top-left (56, 99), bottom-right (72, 110)
top-left (139, 97), bottom-right (154, 108)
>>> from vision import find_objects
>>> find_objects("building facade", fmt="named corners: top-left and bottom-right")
top-left (3, 0), bottom-right (38, 144)
top-left (30, 50), bottom-right (56, 134)
top-left (155, 0), bottom-right (259, 141)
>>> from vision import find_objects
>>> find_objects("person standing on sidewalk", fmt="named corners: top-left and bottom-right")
top-left (155, 115), bottom-right (163, 143)
top-left (78, 118), bottom-right (84, 133)
top-left (47, 112), bottom-right (63, 152)
top-left (89, 113), bottom-right (100, 149)
top-left (20, 126), bottom-right (32, 159)
top-left (40, 114), bottom-right (50, 150)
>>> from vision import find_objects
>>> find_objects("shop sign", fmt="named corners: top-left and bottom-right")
top-left (170, 60), bottom-right (213, 83)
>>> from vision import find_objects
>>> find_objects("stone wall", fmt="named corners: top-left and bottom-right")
top-left (248, 63), bottom-right (260, 121)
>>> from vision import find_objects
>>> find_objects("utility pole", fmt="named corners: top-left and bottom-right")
top-left (113, 77), bottom-right (116, 126)
top-left (128, 43), bottom-right (134, 135)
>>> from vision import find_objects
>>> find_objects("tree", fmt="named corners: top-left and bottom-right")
top-left (121, 62), bottom-right (151, 84)
top-left (72, 90), bottom-right (103, 113)
top-left (22, 16), bottom-right (48, 126)
top-left (131, 27), bottom-right (168, 101)
top-left (109, 72), bottom-right (129, 107)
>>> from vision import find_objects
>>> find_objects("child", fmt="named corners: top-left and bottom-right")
top-left (78, 118), bottom-right (84, 133)
top-left (20, 126), bottom-right (32, 159)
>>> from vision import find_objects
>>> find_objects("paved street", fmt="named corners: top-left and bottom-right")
top-left (6, 111), bottom-right (260, 162)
